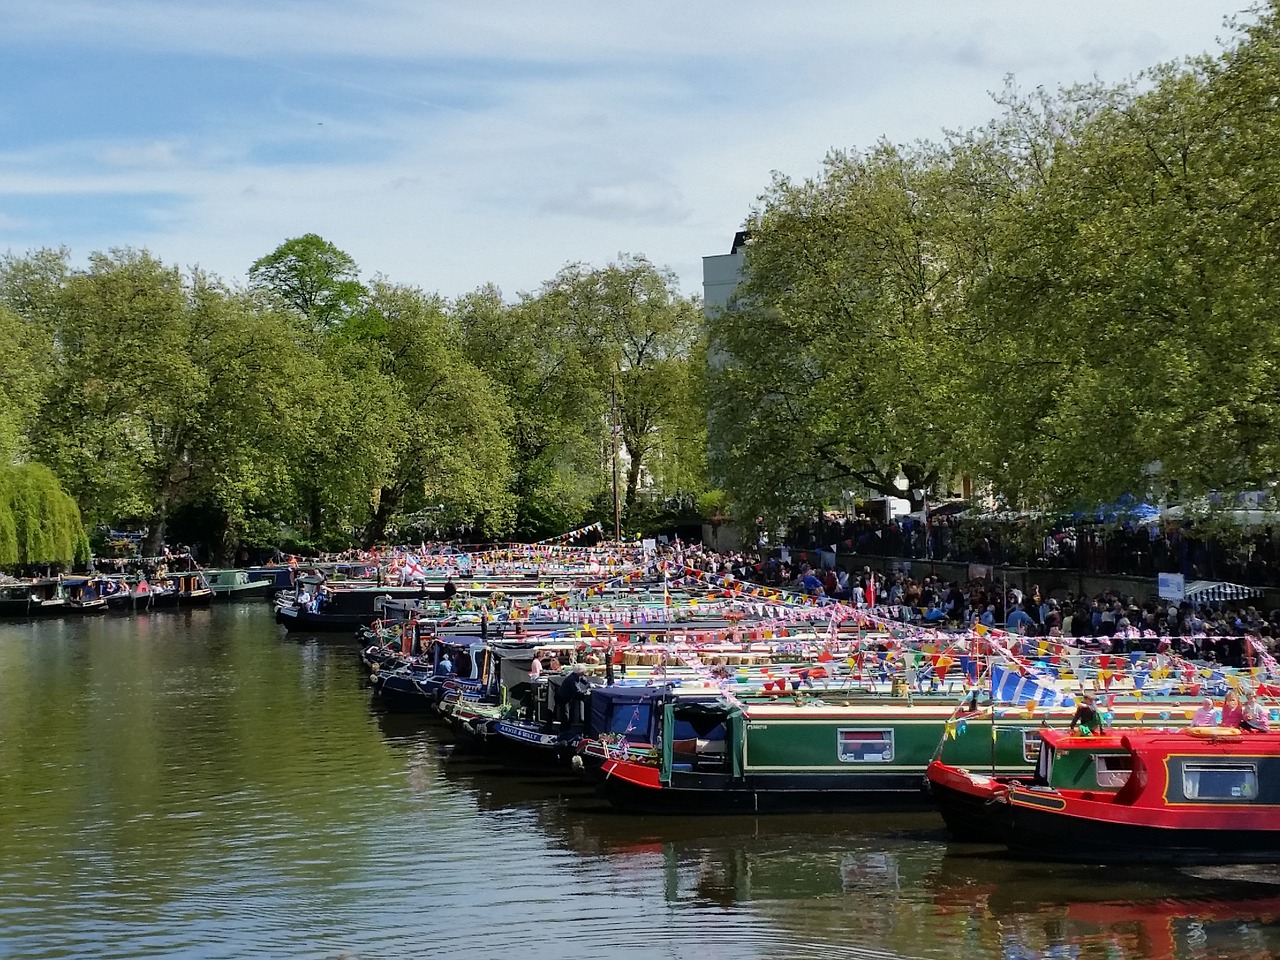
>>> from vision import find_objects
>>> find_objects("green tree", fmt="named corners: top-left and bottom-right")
top-left (2, 249), bottom-right (331, 556)
top-left (454, 285), bottom-right (606, 538)
top-left (541, 256), bottom-right (705, 521)
top-left (0, 463), bottom-right (90, 568)
top-left (969, 9), bottom-right (1280, 508)
top-left (246, 234), bottom-right (373, 543)
top-left (341, 281), bottom-right (515, 546)
top-left (710, 144), bottom-right (971, 522)
top-left (248, 233), bottom-right (365, 333)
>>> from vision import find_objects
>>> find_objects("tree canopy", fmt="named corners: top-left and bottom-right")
top-left (0, 464), bottom-right (89, 567)
top-left (712, 5), bottom-right (1280, 522)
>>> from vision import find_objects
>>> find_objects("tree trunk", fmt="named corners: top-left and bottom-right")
top-left (361, 486), bottom-right (400, 548)
top-left (308, 489), bottom-right (323, 543)
top-left (214, 512), bottom-right (236, 566)
top-left (624, 447), bottom-right (644, 518)
top-left (145, 504), bottom-right (168, 557)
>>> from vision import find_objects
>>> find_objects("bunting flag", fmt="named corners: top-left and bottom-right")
top-left (989, 663), bottom-right (1074, 707)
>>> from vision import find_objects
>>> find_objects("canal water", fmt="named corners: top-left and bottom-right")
top-left (2, 605), bottom-right (1279, 960)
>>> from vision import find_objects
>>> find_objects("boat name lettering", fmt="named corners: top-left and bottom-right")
top-left (498, 724), bottom-right (554, 744)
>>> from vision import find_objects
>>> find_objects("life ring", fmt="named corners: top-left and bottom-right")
top-left (1185, 726), bottom-right (1243, 738)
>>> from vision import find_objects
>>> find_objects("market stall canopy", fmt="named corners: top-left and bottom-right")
top-left (1182, 580), bottom-right (1264, 604)
top-left (1071, 494), bottom-right (1160, 525)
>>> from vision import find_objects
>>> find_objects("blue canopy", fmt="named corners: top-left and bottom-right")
top-left (1072, 493), bottom-right (1159, 524)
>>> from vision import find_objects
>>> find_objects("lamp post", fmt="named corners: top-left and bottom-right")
top-left (913, 487), bottom-right (929, 559)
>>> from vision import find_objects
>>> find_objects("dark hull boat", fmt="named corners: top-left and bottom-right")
top-left (276, 605), bottom-right (376, 631)
top-left (928, 726), bottom-right (1280, 864)
top-left (0, 579), bottom-right (67, 618)
top-left (150, 573), bottom-right (214, 609)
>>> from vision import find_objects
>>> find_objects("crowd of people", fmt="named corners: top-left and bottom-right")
top-left (785, 512), bottom-right (1280, 587)
top-left (668, 543), bottom-right (1280, 664)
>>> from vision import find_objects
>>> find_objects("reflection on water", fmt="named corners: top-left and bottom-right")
top-left (1, 607), bottom-right (1278, 960)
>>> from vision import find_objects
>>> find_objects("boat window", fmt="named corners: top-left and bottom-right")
top-left (837, 728), bottom-right (894, 763)
top-left (1182, 762), bottom-right (1258, 801)
top-left (1093, 754), bottom-right (1133, 789)
top-left (1021, 730), bottom-right (1041, 764)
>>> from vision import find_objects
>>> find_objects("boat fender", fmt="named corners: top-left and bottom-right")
top-left (1185, 726), bottom-right (1243, 738)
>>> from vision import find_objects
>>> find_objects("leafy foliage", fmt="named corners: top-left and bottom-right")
top-left (0, 463), bottom-right (89, 566)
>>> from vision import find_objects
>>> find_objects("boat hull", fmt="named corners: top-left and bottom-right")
top-left (925, 761), bottom-right (1014, 843)
top-left (1006, 797), bottom-right (1280, 864)
top-left (275, 606), bottom-right (376, 631)
top-left (597, 758), bottom-right (932, 814)
top-left (371, 672), bottom-right (444, 713)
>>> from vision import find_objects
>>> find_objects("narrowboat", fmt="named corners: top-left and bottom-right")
top-left (930, 726), bottom-right (1280, 863)
top-left (105, 577), bottom-right (152, 611)
top-left (0, 578), bottom-right (67, 618)
top-left (594, 686), bottom-right (1215, 816)
top-left (203, 568), bottom-right (273, 601)
top-left (595, 697), bottom-right (1019, 814)
top-left (63, 576), bottom-right (109, 614)
top-left (149, 571), bottom-right (213, 608)
top-left (275, 580), bottom-right (442, 632)
top-left (245, 565), bottom-right (297, 602)
top-left (371, 637), bottom-right (488, 714)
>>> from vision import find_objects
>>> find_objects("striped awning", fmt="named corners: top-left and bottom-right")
top-left (1183, 580), bottom-right (1264, 603)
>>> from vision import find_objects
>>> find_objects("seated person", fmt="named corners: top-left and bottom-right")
top-left (1192, 696), bottom-right (1217, 726)
top-left (1221, 690), bottom-right (1245, 728)
top-left (1068, 694), bottom-right (1105, 735)
top-left (1242, 693), bottom-right (1271, 732)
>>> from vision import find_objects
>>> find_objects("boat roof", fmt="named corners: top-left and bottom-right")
top-left (1041, 726), bottom-right (1280, 756)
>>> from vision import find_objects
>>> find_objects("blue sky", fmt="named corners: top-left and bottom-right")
top-left (0, 1), bottom-right (1246, 300)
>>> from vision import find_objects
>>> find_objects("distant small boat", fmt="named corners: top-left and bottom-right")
top-left (0, 578), bottom-right (67, 618)
top-left (63, 576), bottom-right (110, 614)
top-left (105, 577), bottom-right (152, 612)
top-left (149, 572), bottom-right (213, 609)
top-left (201, 568), bottom-right (272, 601)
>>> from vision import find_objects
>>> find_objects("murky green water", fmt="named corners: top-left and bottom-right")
top-left (2, 605), bottom-right (1279, 959)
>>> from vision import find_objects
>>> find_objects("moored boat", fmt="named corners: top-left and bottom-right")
top-left (931, 725), bottom-right (1280, 863)
top-left (0, 578), bottom-right (67, 618)
top-left (63, 576), bottom-right (110, 614)
top-left (150, 571), bottom-right (213, 608)
top-left (203, 568), bottom-right (273, 601)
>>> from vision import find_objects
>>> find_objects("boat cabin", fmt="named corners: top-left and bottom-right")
top-left (1030, 727), bottom-right (1280, 805)
top-left (1031, 730), bottom-right (1135, 795)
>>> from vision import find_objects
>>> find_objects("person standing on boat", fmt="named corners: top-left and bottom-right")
top-left (1006, 603), bottom-right (1035, 635)
top-left (1068, 694), bottom-right (1105, 735)
top-left (556, 664), bottom-right (590, 727)
top-left (443, 576), bottom-right (457, 603)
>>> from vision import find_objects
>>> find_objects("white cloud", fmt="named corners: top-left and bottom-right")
top-left (0, 1), bottom-right (1247, 299)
